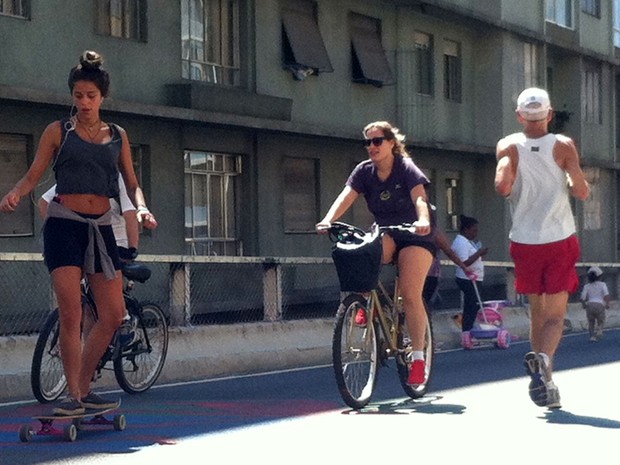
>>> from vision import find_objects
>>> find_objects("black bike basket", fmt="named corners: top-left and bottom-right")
top-left (331, 230), bottom-right (382, 292)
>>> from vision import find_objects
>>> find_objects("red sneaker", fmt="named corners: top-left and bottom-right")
top-left (354, 308), bottom-right (367, 326)
top-left (407, 359), bottom-right (426, 385)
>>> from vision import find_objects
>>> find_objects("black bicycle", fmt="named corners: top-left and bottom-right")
top-left (326, 222), bottom-right (434, 409)
top-left (31, 263), bottom-right (169, 403)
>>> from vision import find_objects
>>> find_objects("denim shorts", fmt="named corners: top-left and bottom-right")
top-left (43, 215), bottom-right (121, 274)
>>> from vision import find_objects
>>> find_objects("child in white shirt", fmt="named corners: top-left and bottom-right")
top-left (580, 266), bottom-right (610, 342)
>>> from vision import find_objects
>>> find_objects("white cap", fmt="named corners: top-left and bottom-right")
top-left (516, 87), bottom-right (551, 121)
top-left (588, 266), bottom-right (603, 277)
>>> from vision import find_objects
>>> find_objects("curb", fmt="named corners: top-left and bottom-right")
top-left (1, 302), bottom-right (616, 403)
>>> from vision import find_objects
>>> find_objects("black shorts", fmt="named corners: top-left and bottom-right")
top-left (43, 215), bottom-right (121, 274)
top-left (387, 230), bottom-right (437, 257)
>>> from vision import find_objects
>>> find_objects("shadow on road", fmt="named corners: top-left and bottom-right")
top-left (541, 410), bottom-right (620, 429)
top-left (343, 395), bottom-right (466, 415)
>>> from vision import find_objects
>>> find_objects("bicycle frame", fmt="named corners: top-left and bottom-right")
top-left (362, 276), bottom-right (407, 358)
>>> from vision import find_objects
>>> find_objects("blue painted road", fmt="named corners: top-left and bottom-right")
top-left (2, 328), bottom-right (620, 464)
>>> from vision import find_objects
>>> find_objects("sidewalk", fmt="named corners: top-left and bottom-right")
top-left (1, 302), bottom-right (617, 403)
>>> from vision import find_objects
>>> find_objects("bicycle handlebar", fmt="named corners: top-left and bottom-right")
top-left (323, 221), bottom-right (418, 244)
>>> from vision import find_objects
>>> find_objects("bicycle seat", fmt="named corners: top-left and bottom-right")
top-left (121, 263), bottom-right (151, 283)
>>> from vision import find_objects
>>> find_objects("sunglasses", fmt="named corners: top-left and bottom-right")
top-left (363, 137), bottom-right (386, 147)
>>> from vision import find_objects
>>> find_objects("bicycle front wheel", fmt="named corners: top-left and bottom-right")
top-left (114, 303), bottom-right (168, 394)
top-left (332, 294), bottom-right (379, 410)
top-left (31, 309), bottom-right (67, 403)
top-left (396, 307), bottom-right (434, 399)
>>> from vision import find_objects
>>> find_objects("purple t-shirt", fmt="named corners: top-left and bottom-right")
top-left (347, 156), bottom-right (430, 226)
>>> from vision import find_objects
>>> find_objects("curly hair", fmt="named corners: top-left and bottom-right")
top-left (362, 121), bottom-right (410, 158)
top-left (67, 50), bottom-right (110, 97)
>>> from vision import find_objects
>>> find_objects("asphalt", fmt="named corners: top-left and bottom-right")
top-left (0, 302), bottom-right (616, 403)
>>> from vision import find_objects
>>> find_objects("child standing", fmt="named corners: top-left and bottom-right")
top-left (580, 267), bottom-right (610, 342)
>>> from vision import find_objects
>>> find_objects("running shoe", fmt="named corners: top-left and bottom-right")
top-left (524, 352), bottom-right (547, 407)
top-left (53, 396), bottom-right (85, 416)
top-left (524, 352), bottom-right (560, 408)
top-left (407, 359), bottom-right (426, 385)
top-left (80, 392), bottom-right (120, 410)
top-left (545, 381), bottom-right (562, 409)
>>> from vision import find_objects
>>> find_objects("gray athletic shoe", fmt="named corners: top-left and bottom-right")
top-left (53, 396), bottom-right (85, 416)
top-left (545, 381), bottom-right (562, 409)
top-left (524, 352), bottom-right (560, 409)
top-left (80, 392), bottom-right (120, 410)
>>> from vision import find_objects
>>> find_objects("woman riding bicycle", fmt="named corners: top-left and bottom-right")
top-left (316, 121), bottom-right (435, 386)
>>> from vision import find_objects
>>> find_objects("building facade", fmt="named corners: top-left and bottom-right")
top-left (0, 0), bottom-right (618, 272)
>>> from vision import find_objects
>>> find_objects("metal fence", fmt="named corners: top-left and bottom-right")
top-left (1, 253), bottom-right (618, 336)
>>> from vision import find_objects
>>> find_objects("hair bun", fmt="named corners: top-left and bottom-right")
top-left (79, 50), bottom-right (103, 70)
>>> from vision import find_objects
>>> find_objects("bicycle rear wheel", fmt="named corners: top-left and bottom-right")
top-left (31, 309), bottom-right (67, 403)
top-left (396, 307), bottom-right (434, 399)
top-left (332, 294), bottom-right (378, 410)
top-left (114, 303), bottom-right (168, 393)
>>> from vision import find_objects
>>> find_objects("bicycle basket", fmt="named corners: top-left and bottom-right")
top-left (331, 226), bottom-right (382, 292)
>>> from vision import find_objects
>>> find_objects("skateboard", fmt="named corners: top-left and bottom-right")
top-left (19, 401), bottom-right (125, 442)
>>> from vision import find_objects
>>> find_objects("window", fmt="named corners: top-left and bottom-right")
top-left (184, 151), bottom-right (242, 256)
top-left (0, 0), bottom-right (29, 18)
top-left (349, 13), bottom-right (395, 87)
top-left (582, 61), bottom-right (601, 124)
top-left (96, 0), bottom-right (147, 40)
top-left (282, 0), bottom-right (333, 80)
top-left (283, 157), bottom-right (318, 232)
top-left (523, 43), bottom-right (538, 88)
top-left (414, 32), bottom-right (434, 96)
top-left (445, 171), bottom-right (461, 231)
top-left (0, 134), bottom-right (32, 236)
top-left (443, 40), bottom-right (461, 102)
top-left (581, 0), bottom-right (600, 16)
top-left (546, 0), bottom-right (573, 28)
top-left (181, 0), bottom-right (240, 86)
top-left (614, 0), bottom-right (620, 47)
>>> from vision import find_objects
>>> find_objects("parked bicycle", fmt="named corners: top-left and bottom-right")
top-left (325, 222), bottom-right (434, 409)
top-left (31, 262), bottom-right (169, 403)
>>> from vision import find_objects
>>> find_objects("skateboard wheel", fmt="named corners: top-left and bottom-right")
top-left (19, 425), bottom-right (33, 442)
top-left (72, 418), bottom-right (83, 430)
top-left (63, 424), bottom-right (77, 442)
top-left (113, 414), bottom-right (126, 431)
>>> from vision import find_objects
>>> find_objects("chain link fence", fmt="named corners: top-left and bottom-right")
top-left (1, 252), bottom-right (617, 337)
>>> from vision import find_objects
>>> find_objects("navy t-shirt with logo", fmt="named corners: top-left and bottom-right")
top-left (347, 155), bottom-right (430, 226)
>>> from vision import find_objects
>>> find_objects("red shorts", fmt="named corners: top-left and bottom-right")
top-left (509, 235), bottom-right (580, 295)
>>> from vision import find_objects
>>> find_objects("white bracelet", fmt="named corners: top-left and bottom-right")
top-left (137, 207), bottom-right (150, 215)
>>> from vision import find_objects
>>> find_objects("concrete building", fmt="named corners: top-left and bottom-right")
top-left (0, 0), bottom-right (618, 297)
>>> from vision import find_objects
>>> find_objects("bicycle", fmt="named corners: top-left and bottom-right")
top-left (325, 222), bottom-right (434, 409)
top-left (30, 262), bottom-right (169, 403)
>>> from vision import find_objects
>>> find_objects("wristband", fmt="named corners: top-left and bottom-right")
top-left (137, 206), bottom-right (150, 215)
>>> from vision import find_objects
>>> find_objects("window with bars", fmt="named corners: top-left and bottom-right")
top-left (443, 40), bottom-right (461, 102)
top-left (96, 0), bottom-right (147, 40)
top-left (283, 157), bottom-right (319, 232)
top-left (546, 0), bottom-right (573, 28)
top-left (581, 0), bottom-right (600, 17)
top-left (0, 134), bottom-right (32, 236)
top-left (0, 0), bottom-right (29, 18)
top-left (582, 61), bottom-right (602, 124)
top-left (181, 0), bottom-right (240, 86)
top-left (184, 150), bottom-right (242, 256)
top-left (415, 31), bottom-right (434, 96)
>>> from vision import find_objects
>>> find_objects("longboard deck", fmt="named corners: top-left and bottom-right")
top-left (20, 400), bottom-right (125, 442)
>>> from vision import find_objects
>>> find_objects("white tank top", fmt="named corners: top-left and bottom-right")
top-left (508, 133), bottom-right (575, 244)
